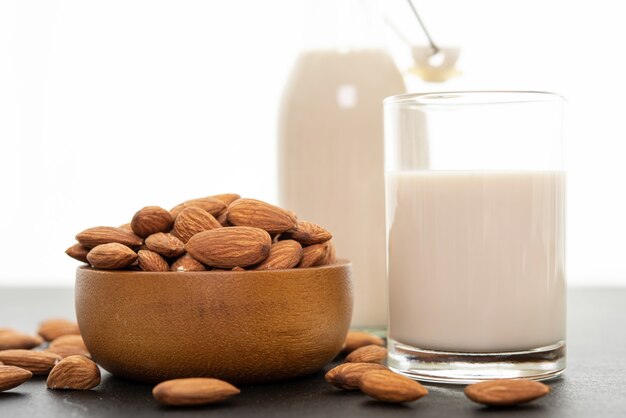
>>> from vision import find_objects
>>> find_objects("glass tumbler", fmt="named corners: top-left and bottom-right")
top-left (384, 91), bottom-right (566, 383)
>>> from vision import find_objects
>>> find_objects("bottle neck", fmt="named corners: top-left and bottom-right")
top-left (301, 0), bottom-right (383, 51)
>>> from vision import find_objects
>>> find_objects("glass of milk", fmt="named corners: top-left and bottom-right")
top-left (384, 91), bottom-right (566, 383)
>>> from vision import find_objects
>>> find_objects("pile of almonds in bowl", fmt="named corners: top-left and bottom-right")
top-left (65, 194), bottom-right (336, 272)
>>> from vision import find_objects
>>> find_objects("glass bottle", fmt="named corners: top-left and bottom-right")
top-left (278, 0), bottom-right (406, 330)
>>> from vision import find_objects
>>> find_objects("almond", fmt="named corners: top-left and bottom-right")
top-left (145, 232), bottom-right (185, 258)
top-left (0, 365), bottom-right (33, 392)
top-left (320, 240), bottom-right (336, 265)
top-left (208, 193), bottom-right (241, 206)
top-left (297, 243), bottom-right (327, 268)
top-left (38, 319), bottom-right (81, 342)
top-left (343, 331), bottom-right (385, 353)
top-left (65, 243), bottom-right (90, 263)
top-left (231, 266), bottom-right (245, 271)
top-left (76, 226), bottom-right (142, 249)
top-left (227, 199), bottom-right (297, 234)
top-left (281, 220), bottom-right (332, 245)
top-left (173, 207), bottom-right (222, 243)
top-left (47, 335), bottom-right (91, 359)
top-left (152, 377), bottom-right (240, 406)
top-left (0, 349), bottom-right (61, 375)
top-left (170, 197), bottom-right (227, 219)
top-left (47, 355), bottom-right (101, 390)
top-left (131, 206), bottom-right (174, 238)
top-left (137, 250), bottom-right (170, 272)
top-left (87, 243), bottom-right (138, 270)
top-left (346, 344), bottom-right (387, 364)
top-left (464, 379), bottom-right (550, 406)
top-left (325, 362), bottom-right (388, 390)
top-left (118, 223), bottom-right (132, 231)
top-left (186, 226), bottom-right (271, 268)
top-left (254, 240), bottom-right (303, 270)
top-left (170, 253), bottom-right (206, 272)
top-left (217, 210), bottom-right (231, 227)
top-left (0, 329), bottom-right (44, 350)
top-left (359, 370), bottom-right (428, 403)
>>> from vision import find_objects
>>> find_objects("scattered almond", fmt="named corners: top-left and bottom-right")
top-left (231, 266), bottom-right (245, 271)
top-left (38, 319), bottom-right (80, 341)
top-left (170, 197), bottom-right (227, 219)
top-left (131, 206), bottom-right (174, 238)
top-left (137, 250), bottom-right (170, 272)
top-left (87, 243), bottom-right (138, 270)
top-left (186, 226), bottom-right (272, 269)
top-left (281, 220), bottom-right (332, 246)
top-left (47, 335), bottom-right (91, 359)
top-left (254, 240), bottom-right (303, 270)
top-left (0, 349), bottom-right (61, 375)
top-left (464, 379), bottom-right (550, 406)
top-left (173, 207), bottom-right (222, 243)
top-left (227, 199), bottom-right (297, 235)
top-left (325, 362), bottom-right (388, 390)
top-left (0, 329), bottom-right (43, 350)
top-left (359, 370), bottom-right (428, 403)
top-left (76, 226), bottom-right (142, 249)
top-left (346, 344), bottom-right (387, 364)
top-left (145, 232), bottom-right (185, 258)
top-left (0, 365), bottom-right (33, 392)
top-left (343, 331), bottom-right (385, 353)
top-left (170, 254), bottom-right (206, 272)
top-left (47, 355), bottom-right (101, 390)
top-left (65, 243), bottom-right (90, 263)
top-left (152, 377), bottom-right (240, 406)
top-left (297, 243), bottom-right (327, 268)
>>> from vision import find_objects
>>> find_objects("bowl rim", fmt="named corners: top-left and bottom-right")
top-left (76, 259), bottom-right (351, 275)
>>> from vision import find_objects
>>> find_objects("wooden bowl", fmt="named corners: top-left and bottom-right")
top-left (75, 261), bottom-right (352, 384)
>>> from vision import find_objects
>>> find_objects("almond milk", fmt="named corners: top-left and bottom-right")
top-left (386, 170), bottom-right (566, 352)
top-left (279, 49), bottom-right (405, 328)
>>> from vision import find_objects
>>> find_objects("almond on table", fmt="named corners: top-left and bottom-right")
top-left (0, 329), bottom-right (43, 350)
top-left (47, 355), bottom-right (101, 390)
top-left (343, 331), bottom-right (385, 353)
top-left (464, 379), bottom-right (550, 406)
top-left (0, 365), bottom-right (33, 392)
top-left (0, 349), bottom-right (61, 375)
top-left (345, 344), bottom-right (387, 364)
top-left (152, 377), bottom-right (240, 406)
top-left (359, 369), bottom-right (428, 403)
top-left (325, 362), bottom-right (388, 390)
top-left (38, 318), bottom-right (80, 341)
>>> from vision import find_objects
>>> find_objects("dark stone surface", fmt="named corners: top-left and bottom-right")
top-left (0, 287), bottom-right (624, 417)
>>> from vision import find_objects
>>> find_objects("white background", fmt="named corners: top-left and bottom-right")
top-left (0, 0), bottom-right (624, 286)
